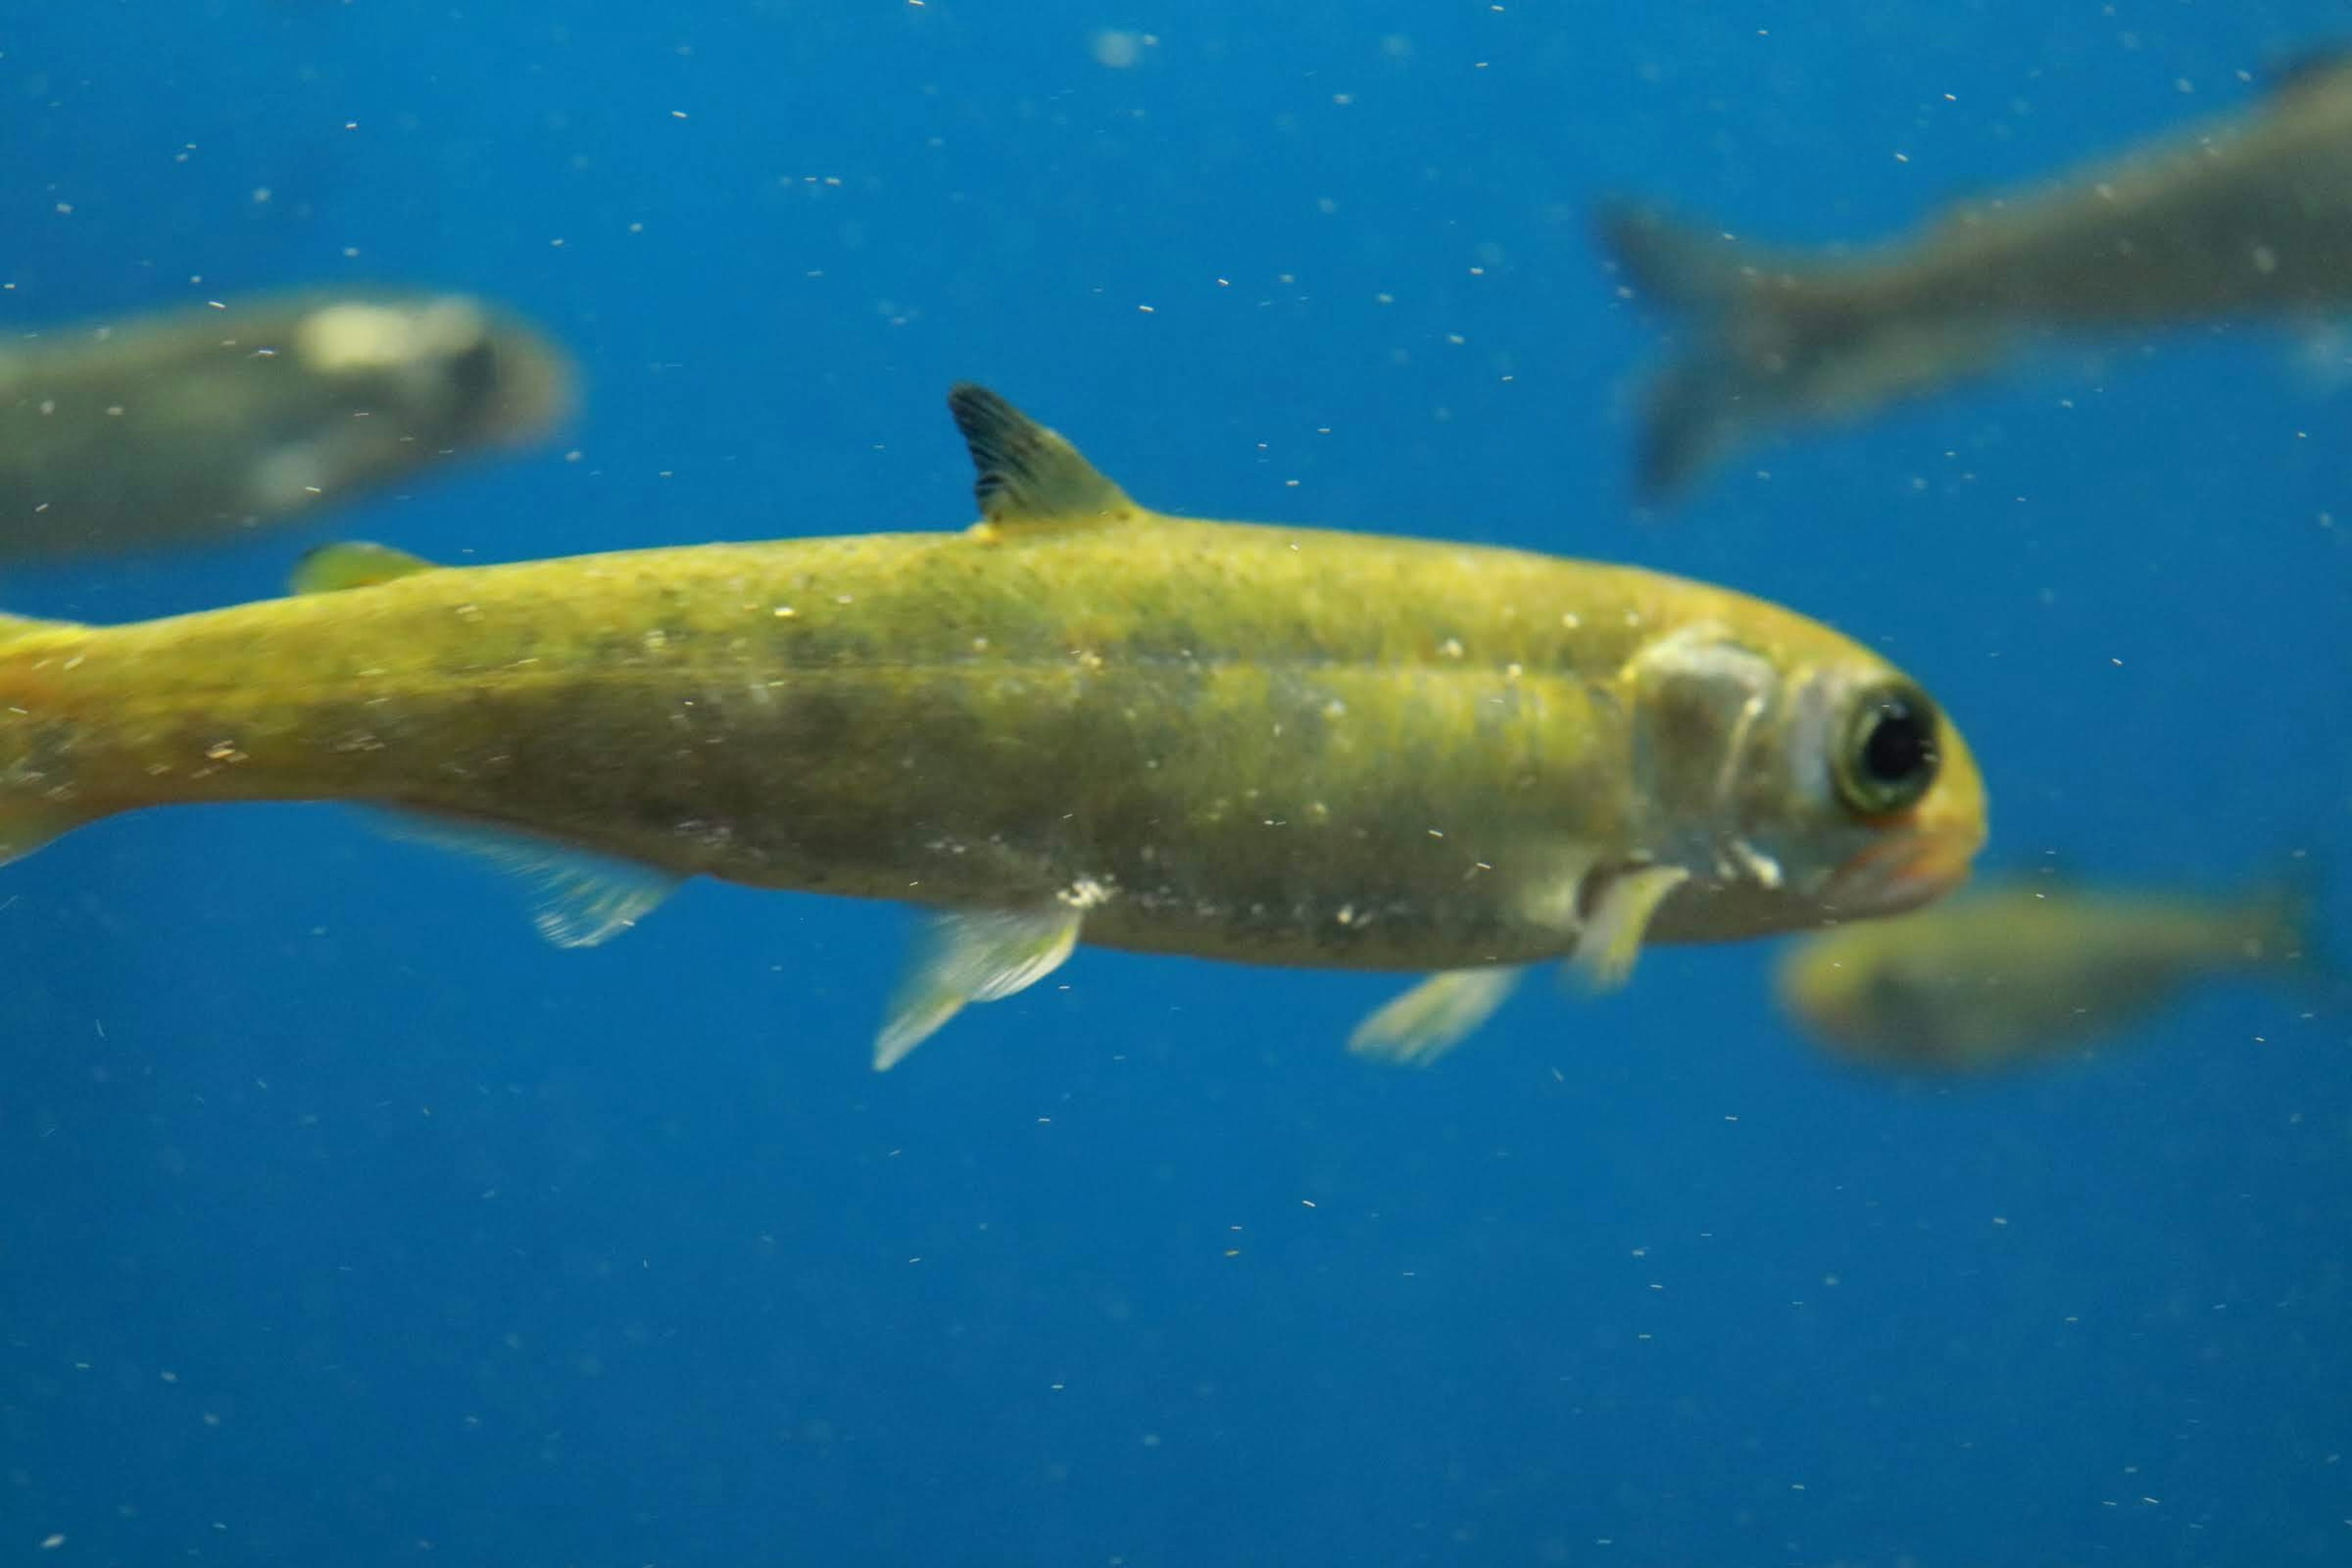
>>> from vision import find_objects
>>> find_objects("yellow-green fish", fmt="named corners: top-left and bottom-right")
top-left (0, 385), bottom-right (1986, 1066)
top-left (0, 290), bottom-right (573, 558)
top-left (1600, 55), bottom-right (2352, 498)
top-left (1775, 878), bottom-right (2318, 1073)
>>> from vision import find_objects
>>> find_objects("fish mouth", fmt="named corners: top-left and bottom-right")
top-left (1824, 821), bottom-right (1981, 919)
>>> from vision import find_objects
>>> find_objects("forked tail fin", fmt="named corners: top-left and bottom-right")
top-left (1597, 200), bottom-right (1762, 314)
top-left (2234, 853), bottom-right (2339, 995)
top-left (1596, 200), bottom-right (1789, 499)
top-left (1596, 200), bottom-right (2009, 501)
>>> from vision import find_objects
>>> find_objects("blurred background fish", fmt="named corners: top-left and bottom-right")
top-left (1774, 872), bottom-right (2328, 1073)
top-left (0, 290), bottom-right (574, 559)
top-left (4, 8), bottom-right (2348, 1564)
top-left (1599, 52), bottom-right (2352, 499)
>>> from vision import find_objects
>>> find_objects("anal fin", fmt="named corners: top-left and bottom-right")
top-left (876, 904), bottom-right (1085, 1070)
top-left (367, 810), bottom-right (679, 946)
top-left (1348, 967), bottom-right (1527, 1066)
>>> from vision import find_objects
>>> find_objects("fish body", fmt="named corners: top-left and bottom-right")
top-left (1602, 57), bottom-right (2352, 496)
top-left (1775, 880), bottom-right (2315, 1072)
top-left (0, 292), bottom-right (573, 558)
top-left (0, 386), bottom-right (1985, 1063)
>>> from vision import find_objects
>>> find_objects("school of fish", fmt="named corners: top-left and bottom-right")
top-left (8, 50), bottom-right (2343, 1074)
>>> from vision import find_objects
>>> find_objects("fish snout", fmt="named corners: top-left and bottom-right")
top-left (1828, 814), bottom-right (1983, 922)
top-left (1828, 731), bottom-right (1986, 918)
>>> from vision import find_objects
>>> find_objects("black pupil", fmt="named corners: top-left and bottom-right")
top-left (1862, 700), bottom-right (1934, 785)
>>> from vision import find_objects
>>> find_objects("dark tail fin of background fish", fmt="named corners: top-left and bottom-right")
top-left (1595, 200), bottom-right (2007, 503)
top-left (2239, 850), bottom-right (2345, 1008)
top-left (2202, 848), bottom-right (2352, 1040)
top-left (1595, 201), bottom-right (1789, 502)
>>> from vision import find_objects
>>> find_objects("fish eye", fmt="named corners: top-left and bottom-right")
top-left (1834, 681), bottom-right (1940, 816)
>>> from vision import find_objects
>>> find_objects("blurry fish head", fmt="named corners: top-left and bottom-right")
top-left (292, 294), bottom-right (576, 445)
top-left (1771, 922), bottom-right (1976, 1065)
top-left (241, 295), bottom-right (577, 516)
top-left (1626, 622), bottom-right (1986, 940)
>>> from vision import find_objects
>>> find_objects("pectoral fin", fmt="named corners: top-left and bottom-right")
top-left (875, 904), bottom-right (1085, 1070)
top-left (1348, 967), bottom-right (1527, 1066)
top-left (368, 812), bottom-right (678, 946)
top-left (1568, 864), bottom-right (1690, 992)
top-left (946, 383), bottom-right (1140, 533)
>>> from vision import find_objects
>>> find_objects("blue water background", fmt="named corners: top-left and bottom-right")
top-left (2, 4), bottom-right (2348, 1563)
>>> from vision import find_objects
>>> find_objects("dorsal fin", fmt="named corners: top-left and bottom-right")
top-left (292, 541), bottom-right (440, 595)
top-left (946, 382), bottom-right (1139, 533)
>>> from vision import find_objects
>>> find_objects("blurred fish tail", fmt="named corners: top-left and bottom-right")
top-left (1597, 200), bottom-right (2006, 499)
top-left (2242, 889), bottom-right (2313, 967)
top-left (1596, 200), bottom-right (1760, 313)
top-left (2222, 853), bottom-right (2352, 1027)
top-left (1597, 200), bottom-right (1796, 500)
top-left (2228, 845), bottom-right (2321, 952)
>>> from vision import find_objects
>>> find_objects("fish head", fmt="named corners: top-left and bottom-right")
top-left (1770, 921), bottom-right (1986, 1068)
top-left (292, 295), bottom-right (576, 447)
top-left (1624, 622), bottom-right (1986, 941)
top-left (243, 297), bottom-right (575, 516)
top-left (1799, 664), bottom-right (1986, 921)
